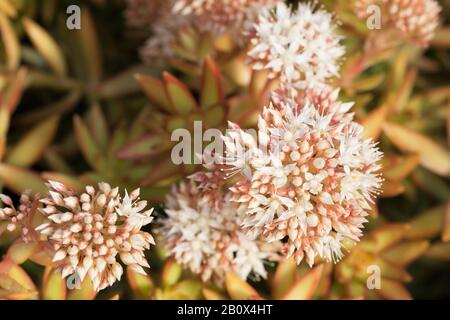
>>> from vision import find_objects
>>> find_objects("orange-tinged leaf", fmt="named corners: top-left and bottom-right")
top-left (41, 267), bottom-right (67, 300)
top-left (23, 18), bottom-right (67, 76)
top-left (383, 122), bottom-right (450, 177)
top-left (73, 115), bottom-right (106, 172)
top-left (372, 258), bottom-right (411, 282)
top-left (361, 105), bottom-right (388, 140)
top-left (0, 259), bottom-right (37, 299)
top-left (162, 258), bottom-right (182, 288)
top-left (79, 7), bottom-right (102, 83)
top-left (443, 201), bottom-right (450, 242)
top-left (202, 288), bottom-right (227, 300)
top-left (135, 74), bottom-right (173, 112)
top-left (200, 57), bottom-right (224, 110)
top-left (6, 115), bottom-right (60, 167)
top-left (225, 272), bottom-right (260, 300)
top-left (67, 276), bottom-right (97, 300)
top-left (412, 167), bottom-right (450, 202)
top-left (382, 241), bottom-right (429, 266)
top-left (380, 180), bottom-right (405, 197)
top-left (96, 64), bottom-right (157, 98)
top-left (174, 280), bottom-right (203, 300)
top-left (163, 72), bottom-right (197, 115)
top-left (0, 163), bottom-right (46, 194)
top-left (0, 0), bottom-right (17, 17)
top-left (29, 249), bottom-right (53, 266)
top-left (116, 134), bottom-right (165, 160)
top-left (86, 104), bottom-right (108, 151)
top-left (272, 257), bottom-right (297, 299)
top-left (371, 224), bottom-right (409, 252)
top-left (127, 267), bottom-right (154, 299)
top-left (7, 241), bottom-right (39, 265)
top-left (282, 264), bottom-right (324, 300)
top-left (405, 206), bottom-right (443, 240)
top-left (425, 242), bottom-right (450, 261)
top-left (3, 67), bottom-right (27, 113)
top-left (383, 153), bottom-right (420, 181)
top-left (376, 278), bottom-right (412, 300)
top-left (0, 12), bottom-right (20, 69)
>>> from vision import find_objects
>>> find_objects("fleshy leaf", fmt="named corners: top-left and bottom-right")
top-left (382, 241), bottom-right (429, 266)
top-left (162, 259), bottom-right (182, 288)
top-left (6, 115), bottom-right (60, 167)
top-left (127, 266), bottom-right (154, 299)
top-left (202, 288), bottom-right (227, 300)
top-left (376, 278), bottom-right (412, 300)
top-left (0, 12), bottom-right (20, 69)
top-left (425, 242), bottom-right (450, 261)
top-left (79, 7), bottom-right (102, 83)
top-left (0, 163), bottom-right (46, 194)
top-left (73, 115), bottom-right (106, 172)
top-left (116, 134), bottom-right (165, 160)
top-left (405, 206), bottom-right (444, 240)
top-left (225, 272), bottom-right (260, 300)
top-left (67, 276), bottom-right (97, 300)
top-left (163, 72), bottom-right (197, 115)
top-left (282, 264), bottom-right (324, 300)
top-left (23, 18), bottom-right (67, 76)
top-left (200, 57), bottom-right (224, 110)
top-left (383, 122), bottom-right (450, 177)
top-left (272, 257), bottom-right (297, 299)
top-left (371, 224), bottom-right (409, 252)
top-left (7, 240), bottom-right (39, 265)
top-left (362, 105), bottom-right (388, 140)
top-left (135, 74), bottom-right (173, 112)
top-left (41, 267), bottom-right (67, 300)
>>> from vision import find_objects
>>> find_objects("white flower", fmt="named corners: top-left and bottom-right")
top-left (223, 90), bottom-right (383, 266)
top-left (248, 2), bottom-right (345, 90)
top-left (160, 179), bottom-right (280, 285)
top-left (37, 181), bottom-right (155, 292)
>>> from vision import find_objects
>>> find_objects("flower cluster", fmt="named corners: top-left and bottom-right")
top-left (0, 191), bottom-right (39, 240)
top-left (160, 176), bottom-right (280, 286)
top-left (247, 2), bottom-right (345, 90)
top-left (36, 181), bottom-right (155, 292)
top-left (355, 0), bottom-right (441, 48)
top-left (222, 89), bottom-right (383, 266)
top-left (128, 0), bottom-right (279, 60)
top-left (173, 0), bottom-right (279, 41)
top-left (124, 0), bottom-right (171, 28)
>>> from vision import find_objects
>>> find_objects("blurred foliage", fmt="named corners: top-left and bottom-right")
top-left (0, 0), bottom-right (449, 299)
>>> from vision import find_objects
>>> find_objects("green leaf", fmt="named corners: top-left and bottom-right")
top-left (0, 12), bottom-right (20, 69)
top-left (127, 267), bottom-right (154, 299)
top-left (41, 267), bottom-right (67, 300)
top-left (79, 7), bottom-right (102, 83)
top-left (272, 257), bottom-right (297, 299)
top-left (135, 74), bottom-right (173, 112)
top-left (6, 115), bottom-right (59, 167)
top-left (382, 241), bottom-right (429, 266)
top-left (200, 57), bottom-right (224, 110)
top-left (383, 122), bottom-right (450, 177)
top-left (116, 134), bottom-right (166, 160)
top-left (163, 72), bottom-right (197, 115)
top-left (225, 272), bottom-right (260, 300)
top-left (73, 115), bottom-right (106, 172)
top-left (0, 163), bottom-right (46, 194)
top-left (282, 264), bottom-right (324, 300)
top-left (162, 259), bottom-right (182, 288)
top-left (23, 18), bottom-right (66, 76)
